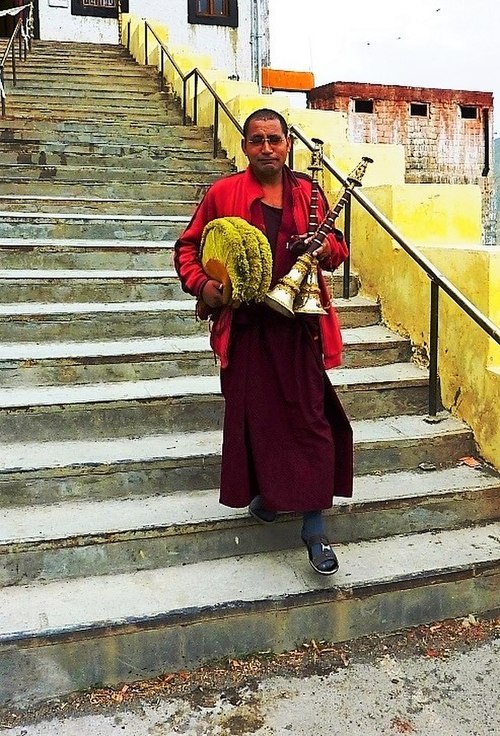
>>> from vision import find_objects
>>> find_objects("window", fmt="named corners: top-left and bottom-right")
top-left (188, 0), bottom-right (238, 27)
top-left (71, 0), bottom-right (128, 17)
top-left (410, 102), bottom-right (429, 117)
top-left (460, 105), bottom-right (478, 119)
top-left (354, 99), bottom-right (374, 113)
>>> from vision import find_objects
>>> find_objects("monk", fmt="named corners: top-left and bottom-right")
top-left (174, 108), bottom-right (353, 575)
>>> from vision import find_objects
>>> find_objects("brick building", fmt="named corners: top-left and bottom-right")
top-left (307, 81), bottom-right (495, 244)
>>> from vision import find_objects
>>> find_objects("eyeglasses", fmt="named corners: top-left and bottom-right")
top-left (246, 134), bottom-right (286, 147)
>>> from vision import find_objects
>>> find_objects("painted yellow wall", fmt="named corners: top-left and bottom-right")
top-left (122, 12), bottom-right (500, 470)
top-left (420, 245), bottom-right (500, 466)
top-left (351, 185), bottom-right (500, 467)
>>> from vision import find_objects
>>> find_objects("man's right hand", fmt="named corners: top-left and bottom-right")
top-left (201, 279), bottom-right (225, 308)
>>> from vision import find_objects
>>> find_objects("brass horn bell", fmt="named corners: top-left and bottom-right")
top-left (293, 258), bottom-right (328, 315)
top-left (264, 252), bottom-right (327, 317)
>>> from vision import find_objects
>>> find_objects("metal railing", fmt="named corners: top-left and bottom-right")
top-left (139, 20), bottom-right (500, 415)
top-left (0, 2), bottom-right (33, 116)
top-left (140, 20), bottom-right (243, 158)
top-left (291, 128), bottom-right (500, 415)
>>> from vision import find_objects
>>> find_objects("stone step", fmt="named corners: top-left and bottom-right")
top-left (0, 296), bottom-right (380, 341)
top-left (0, 269), bottom-right (187, 303)
top-left (0, 326), bottom-right (409, 387)
top-left (0, 158), bottom-right (232, 181)
top-left (8, 97), bottom-right (176, 117)
top-left (0, 268), bottom-right (358, 303)
top-left (4, 60), bottom-right (148, 74)
top-left (10, 47), bottom-right (131, 59)
top-left (0, 120), bottom-right (214, 145)
top-left (0, 414), bottom-right (475, 506)
top-left (6, 104), bottom-right (182, 123)
top-left (0, 522), bottom-right (497, 706)
top-left (0, 213), bottom-right (189, 241)
top-left (0, 141), bottom-right (223, 165)
top-left (5, 68), bottom-right (160, 84)
top-left (2, 105), bottom-right (185, 123)
top-left (1, 465), bottom-right (498, 587)
top-left (0, 197), bottom-right (198, 216)
top-left (8, 57), bottom-right (155, 73)
top-left (0, 238), bottom-right (176, 270)
top-left (10, 88), bottom-right (169, 104)
top-left (0, 363), bottom-right (429, 442)
top-left (7, 62), bottom-right (159, 77)
top-left (0, 180), bottom-right (215, 199)
top-left (0, 298), bottom-right (199, 340)
top-left (10, 42), bottom-right (141, 59)
top-left (4, 57), bottom-right (157, 71)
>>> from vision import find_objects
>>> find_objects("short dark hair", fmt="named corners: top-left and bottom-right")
top-left (242, 108), bottom-right (289, 138)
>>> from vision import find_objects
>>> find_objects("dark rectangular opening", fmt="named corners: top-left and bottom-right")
top-left (71, 0), bottom-right (121, 18)
top-left (354, 99), bottom-right (374, 113)
top-left (460, 105), bottom-right (478, 119)
top-left (188, 0), bottom-right (238, 27)
top-left (410, 103), bottom-right (428, 117)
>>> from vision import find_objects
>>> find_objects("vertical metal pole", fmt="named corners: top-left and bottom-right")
top-left (1, 69), bottom-right (5, 116)
top-left (428, 279), bottom-right (440, 416)
top-left (28, 2), bottom-right (33, 51)
top-left (193, 73), bottom-right (198, 126)
top-left (213, 100), bottom-right (219, 158)
top-left (23, 16), bottom-right (28, 61)
top-left (160, 48), bottom-right (164, 92)
top-left (288, 135), bottom-right (294, 169)
top-left (127, 20), bottom-right (131, 51)
top-left (182, 79), bottom-right (187, 125)
top-left (144, 21), bottom-right (148, 65)
top-left (343, 195), bottom-right (352, 299)
top-left (11, 45), bottom-right (16, 87)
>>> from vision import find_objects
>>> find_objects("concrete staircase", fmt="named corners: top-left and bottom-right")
top-left (0, 41), bottom-right (499, 708)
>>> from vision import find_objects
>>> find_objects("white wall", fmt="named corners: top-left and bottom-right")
top-left (38, 0), bottom-right (119, 44)
top-left (36, 0), bottom-right (270, 81)
top-left (128, 0), bottom-right (260, 82)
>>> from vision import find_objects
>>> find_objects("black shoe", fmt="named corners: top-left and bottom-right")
top-left (301, 534), bottom-right (339, 575)
top-left (249, 496), bottom-right (277, 524)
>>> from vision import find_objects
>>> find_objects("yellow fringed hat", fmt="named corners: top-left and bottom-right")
top-left (200, 217), bottom-right (273, 307)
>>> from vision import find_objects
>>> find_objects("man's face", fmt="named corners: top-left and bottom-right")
top-left (241, 117), bottom-right (291, 182)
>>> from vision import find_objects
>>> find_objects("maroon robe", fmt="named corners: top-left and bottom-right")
top-left (218, 204), bottom-right (353, 512)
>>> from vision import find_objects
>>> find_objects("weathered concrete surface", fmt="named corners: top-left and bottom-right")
top-left (3, 635), bottom-right (498, 735)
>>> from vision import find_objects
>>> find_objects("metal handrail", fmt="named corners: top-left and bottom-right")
top-left (289, 126), bottom-right (500, 414)
top-left (132, 19), bottom-right (500, 415)
top-left (141, 21), bottom-right (243, 158)
top-left (0, 2), bottom-right (33, 116)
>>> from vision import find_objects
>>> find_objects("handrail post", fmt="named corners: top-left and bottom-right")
top-left (159, 48), bottom-right (164, 92)
top-left (213, 100), bottom-right (219, 158)
top-left (144, 21), bottom-right (148, 65)
top-left (22, 20), bottom-right (28, 61)
top-left (1, 69), bottom-right (5, 117)
top-left (193, 72), bottom-right (198, 126)
top-left (127, 19), bottom-right (131, 51)
top-left (182, 78), bottom-right (188, 125)
top-left (11, 44), bottom-right (16, 87)
top-left (288, 135), bottom-right (295, 169)
top-left (428, 279), bottom-right (440, 416)
top-left (343, 195), bottom-right (352, 299)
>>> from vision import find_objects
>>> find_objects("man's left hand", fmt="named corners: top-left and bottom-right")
top-left (311, 243), bottom-right (330, 261)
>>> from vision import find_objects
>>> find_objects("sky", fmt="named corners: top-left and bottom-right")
top-left (268, 0), bottom-right (499, 134)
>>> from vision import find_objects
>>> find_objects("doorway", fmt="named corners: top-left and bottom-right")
top-left (0, 1), bottom-right (39, 40)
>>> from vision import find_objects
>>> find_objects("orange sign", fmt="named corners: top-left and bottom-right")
top-left (261, 68), bottom-right (315, 92)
